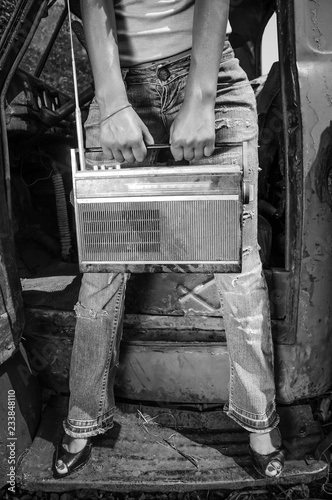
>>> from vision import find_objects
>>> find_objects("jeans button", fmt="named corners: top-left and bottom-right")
top-left (157, 67), bottom-right (170, 81)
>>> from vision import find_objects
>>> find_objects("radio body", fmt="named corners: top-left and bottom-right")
top-left (71, 143), bottom-right (250, 273)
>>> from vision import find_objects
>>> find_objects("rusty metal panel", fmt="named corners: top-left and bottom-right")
top-left (115, 341), bottom-right (230, 404)
top-left (23, 308), bottom-right (229, 403)
top-left (126, 274), bottom-right (223, 316)
top-left (275, 0), bottom-right (332, 403)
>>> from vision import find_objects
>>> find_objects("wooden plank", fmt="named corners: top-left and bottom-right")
top-left (17, 397), bottom-right (328, 493)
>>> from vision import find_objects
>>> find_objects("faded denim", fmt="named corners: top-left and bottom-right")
top-left (64, 40), bottom-right (279, 437)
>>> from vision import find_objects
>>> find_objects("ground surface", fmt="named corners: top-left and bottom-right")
top-left (0, 481), bottom-right (330, 499)
top-left (3, 396), bottom-right (329, 500)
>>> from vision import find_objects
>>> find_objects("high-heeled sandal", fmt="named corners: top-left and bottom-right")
top-left (53, 437), bottom-right (93, 479)
top-left (249, 445), bottom-right (286, 478)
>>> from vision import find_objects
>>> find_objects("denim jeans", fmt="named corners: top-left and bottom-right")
top-left (64, 40), bottom-right (279, 437)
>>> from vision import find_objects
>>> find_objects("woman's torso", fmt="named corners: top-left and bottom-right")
top-left (114, 0), bottom-right (230, 67)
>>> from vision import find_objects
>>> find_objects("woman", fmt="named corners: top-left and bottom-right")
top-left (53, 0), bottom-right (285, 479)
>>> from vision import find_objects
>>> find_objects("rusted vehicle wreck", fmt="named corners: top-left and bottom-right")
top-left (0, 0), bottom-right (332, 494)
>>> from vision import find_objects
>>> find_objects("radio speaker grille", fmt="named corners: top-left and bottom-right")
top-left (77, 199), bottom-right (240, 263)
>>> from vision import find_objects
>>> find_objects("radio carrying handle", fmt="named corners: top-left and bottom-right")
top-left (86, 142), bottom-right (245, 153)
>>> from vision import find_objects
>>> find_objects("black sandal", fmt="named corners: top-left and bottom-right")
top-left (53, 437), bottom-right (93, 479)
top-left (249, 445), bottom-right (286, 478)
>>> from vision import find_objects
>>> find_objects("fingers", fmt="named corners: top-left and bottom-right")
top-left (101, 134), bottom-right (146, 163)
top-left (142, 122), bottom-right (155, 147)
top-left (121, 148), bottom-right (136, 164)
top-left (171, 141), bottom-right (215, 162)
top-left (203, 143), bottom-right (215, 158)
top-left (131, 123), bottom-right (154, 162)
top-left (104, 142), bottom-right (214, 164)
top-left (102, 145), bottom-right (141, 164)
top-left (170, 144), bottom-right (184, 162)
top-left (101, 145), bottom-right (114, 160)
top-left (100, 131), bottom-right (147, 162)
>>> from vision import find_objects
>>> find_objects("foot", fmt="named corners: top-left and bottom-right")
top-left (249, 428), bottom-right (285, 478)
top-left (53, 435), bottom-right (92, 478)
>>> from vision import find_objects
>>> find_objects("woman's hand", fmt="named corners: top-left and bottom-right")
top-left (169, 0), bottom-right (229, 162)
top-left (170, 99), bottom-right (215, 161)
top-left (100, 105), bottom-right (154, 163)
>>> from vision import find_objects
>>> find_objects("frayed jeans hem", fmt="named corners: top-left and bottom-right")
top-left (63, 418), bottom-right (114, 438)
top-left (225, 405), bottom-right (280, 434)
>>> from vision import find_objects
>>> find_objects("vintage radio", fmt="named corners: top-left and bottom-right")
top-left (71, 142), bottom-right (251, 273)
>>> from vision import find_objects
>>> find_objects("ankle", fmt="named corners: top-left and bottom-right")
top-left (250, 428), bottom-right (281, 455)
top-left (63, 435), bottom-right (88, 453)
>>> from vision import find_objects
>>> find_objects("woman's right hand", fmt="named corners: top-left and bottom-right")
top-left (100, 106), bottom-right (154, 163)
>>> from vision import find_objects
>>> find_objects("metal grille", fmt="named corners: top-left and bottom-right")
top-left (77, 199), bottom-right (240, 263)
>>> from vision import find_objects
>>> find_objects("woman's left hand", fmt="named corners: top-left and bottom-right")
top-left (170, 99), bottom-right (216, 161)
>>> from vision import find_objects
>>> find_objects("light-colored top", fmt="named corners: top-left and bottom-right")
top-left (114, 0), bottom-right (231, 67)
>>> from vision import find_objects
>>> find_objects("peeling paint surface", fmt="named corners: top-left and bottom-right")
top-left (276, 0), bottom-right (332, 403)
top-left (306, 0), bottom-right (332, 53)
